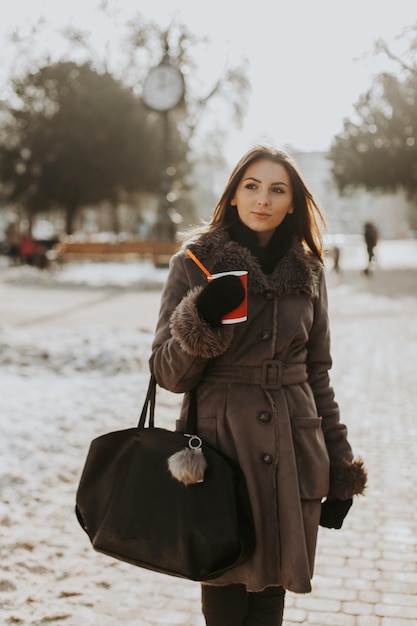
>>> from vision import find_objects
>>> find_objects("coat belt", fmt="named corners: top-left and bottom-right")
top-left (202, 360), bottom-right (308, 391)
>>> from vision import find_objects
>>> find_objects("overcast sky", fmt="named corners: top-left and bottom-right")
top-left (1, 0), bottom-right (416, 163)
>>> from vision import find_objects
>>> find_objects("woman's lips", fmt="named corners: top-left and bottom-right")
top-left (252, 211), bottom-right (271, 219)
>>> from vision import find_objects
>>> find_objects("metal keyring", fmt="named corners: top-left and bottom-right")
top-left (188, 435), bottom-right (202, 450)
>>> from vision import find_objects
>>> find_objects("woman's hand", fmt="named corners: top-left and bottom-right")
top-left (196, 275), bottom-right (245, 327)
top-left (320, 497), bottom-right (353, 529)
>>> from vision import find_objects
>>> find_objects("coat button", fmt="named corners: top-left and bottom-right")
top-left (261, 453), bottom-right (273, 464)
top-left (259, 330), bottom-right (271, 341)
top-left (264, 290), bottom-right (274, 300)
top-left (258, 411), bottom-right (271, 423)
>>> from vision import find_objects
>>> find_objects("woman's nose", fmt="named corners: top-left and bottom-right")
top-left (257, 192), bottom-right (270, 206)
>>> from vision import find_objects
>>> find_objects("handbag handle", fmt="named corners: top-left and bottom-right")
top-left (138, 374), bottom-right (157, 428)
top-left (138, 374), bottom-right (197, 433)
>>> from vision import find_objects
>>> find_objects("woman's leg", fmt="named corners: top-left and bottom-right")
top-left (201, 583), bottom-right (248, 626)
top-left (245, 586), bottom-right (285, 626)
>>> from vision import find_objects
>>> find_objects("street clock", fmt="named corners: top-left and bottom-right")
top-left (142, 62), bottom-right (184, 112)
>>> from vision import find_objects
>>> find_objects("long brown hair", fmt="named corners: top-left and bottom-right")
top-left (210, 145), bottom-right (326, 262)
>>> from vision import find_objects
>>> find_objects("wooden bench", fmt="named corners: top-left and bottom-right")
top-left (53, 240), bottom-right (180, 265)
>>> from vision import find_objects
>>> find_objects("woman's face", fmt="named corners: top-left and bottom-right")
top-left (231, 158), bottom-right (294, 246)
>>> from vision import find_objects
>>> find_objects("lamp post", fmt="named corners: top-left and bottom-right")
top-left (142, 37), bottom-right (184, 240)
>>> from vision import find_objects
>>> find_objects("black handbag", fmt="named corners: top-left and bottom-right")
top-left (75, 375), bottom-right (255, 581)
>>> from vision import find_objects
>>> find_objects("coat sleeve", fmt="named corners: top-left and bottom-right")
top-left (306, 268), bottom-right (367, 499)
top-left (150, 252), bottom-right (235, 393)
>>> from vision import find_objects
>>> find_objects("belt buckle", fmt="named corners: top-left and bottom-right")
top-left (261, 360), bottom-right (282, 390)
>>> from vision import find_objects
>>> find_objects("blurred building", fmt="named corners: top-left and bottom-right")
top-left (292, 151), bottom-right (414, 239)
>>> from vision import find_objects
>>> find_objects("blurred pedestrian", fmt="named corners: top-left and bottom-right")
top-left (4, 218), bottom-right (21, 266)
top-left (331, 244), bottom-right (341, 273)
top-left (363, 221), bottom-right (379, 275)
top-left (19, 231), bottom-right (37, 265)
top-left (19, 231), bottom-right (48, 269)
top-left (151, 145), bottom-right (367, 625)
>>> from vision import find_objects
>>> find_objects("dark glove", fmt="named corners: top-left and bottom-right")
top-left (320, 497), bottom-right (353, 529)
top-left (196, 275), bottom-right (245, 327)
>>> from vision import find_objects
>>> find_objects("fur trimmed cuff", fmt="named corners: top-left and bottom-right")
top-left (328, 457), bottom-right (367, 500)
top-left (170, 286), bottom-right (235, 359)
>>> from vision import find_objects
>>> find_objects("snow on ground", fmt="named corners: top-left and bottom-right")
top-left (0, 257), bottom-right (170, 289)
top-left (0, 256), bottom-right (184, 625)
top-left (0, 325), bottom-right (154, 375)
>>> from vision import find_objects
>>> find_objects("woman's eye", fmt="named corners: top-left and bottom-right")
top-left (272, 187), bottom-right (284, 194)
top-left (244, 183), bottom-right (257, 190)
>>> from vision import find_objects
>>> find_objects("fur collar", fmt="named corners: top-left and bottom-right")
top-left (183, 228), bottom-right (322, 297)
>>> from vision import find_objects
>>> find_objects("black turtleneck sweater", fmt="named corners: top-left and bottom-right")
top-left (228, 216), bottom-right (293, 275)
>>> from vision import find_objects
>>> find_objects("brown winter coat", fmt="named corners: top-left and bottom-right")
top-left (150, 228), bottom-right (366, 594)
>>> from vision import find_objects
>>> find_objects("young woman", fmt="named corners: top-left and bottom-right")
top-left (150, 145), bottom-right (367, 625)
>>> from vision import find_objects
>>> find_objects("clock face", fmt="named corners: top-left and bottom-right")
top-left (142, 64), bottom-right (184, 112)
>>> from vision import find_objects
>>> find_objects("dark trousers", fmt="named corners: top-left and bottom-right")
top-left (201, 583), bottom-right (285, 626)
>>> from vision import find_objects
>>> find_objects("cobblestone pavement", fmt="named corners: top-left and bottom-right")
top-left (1, 240), bottom-right (417, 625)
top-left (280, 263), bottom-right (417, 626)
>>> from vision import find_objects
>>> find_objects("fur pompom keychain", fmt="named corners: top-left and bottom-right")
top-left (168, 435), bottom-right (207, 485)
